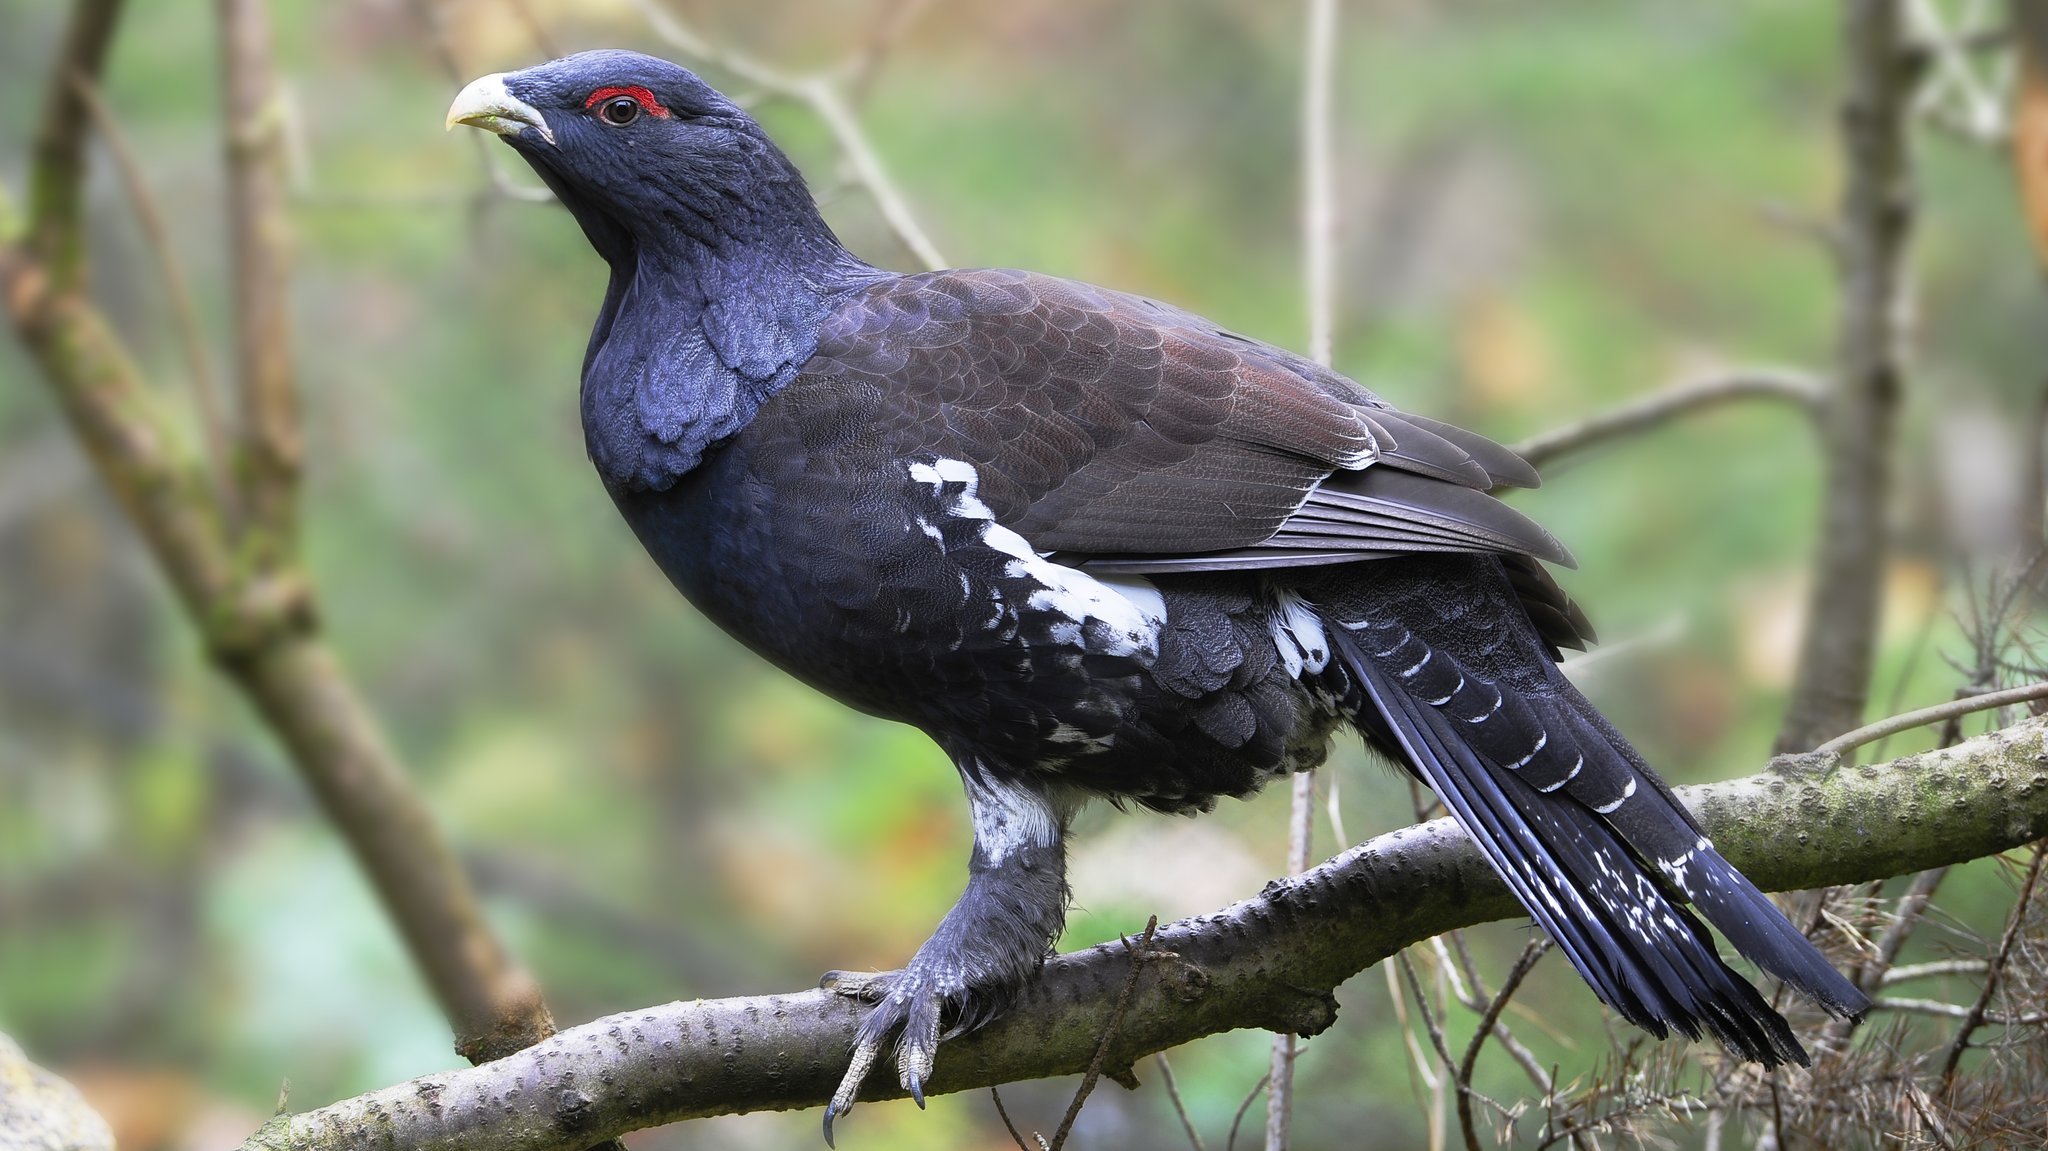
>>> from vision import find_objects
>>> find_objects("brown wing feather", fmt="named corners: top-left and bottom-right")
top-left (805, 267), bottom-right (1559, 570)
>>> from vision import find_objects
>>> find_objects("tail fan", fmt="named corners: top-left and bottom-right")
top-left (1325, 616), bottom-right (1867, 1066)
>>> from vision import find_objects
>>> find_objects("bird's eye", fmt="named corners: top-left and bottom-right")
top-left (584, 85), bottom-right (672, 123)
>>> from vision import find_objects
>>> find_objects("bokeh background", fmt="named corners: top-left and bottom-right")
top-left (2, 1), bottom-right (2043, 1147)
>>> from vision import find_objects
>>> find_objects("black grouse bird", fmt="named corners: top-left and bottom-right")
top-left (447, 50), bottom-right (1869, 1138)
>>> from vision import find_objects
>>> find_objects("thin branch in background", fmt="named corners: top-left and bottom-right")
top-left (1455, 938), bottom-right (1552, 1151)
top-left (1224, 1073), bottom-right (1271, 1151)
top-left (839, 0), bottom-right (937, 107)
top-left (1554, 615), bottom-right (1687, 681)
top-left (67, 73), bottom-right (232, 510)
top-left (219, 0), bottom-right (302, 548)
top-left (1509, 367), bottom-right (1823, 474)
top-left (1826, 864), bottom-right (1949, 1048)
top-left (1873, 996), bottom-right (2048, 1024)
top-left (1047, 916), bottom-right (1160, 1151)
top-left (1154, 1053), bottom-right (1208, 1151)
top-left (1813, 679), bottom-right (2048, 755)
top-left (1905, 1078), bottom-right (1962, 1151)
top-left (1880, 958), bottom-right (1990, 985)
top-left (1397, 951), bottom-right (1459, 1077)
top-left (1939, 844), bottom-right (2046, 1088)
top-left (24, 0), bottom-right (123, 288)
top-left (990, 1086), bottom-right (1043, 1151)
top-left (1384, 953), bottom-right (1444, 1145)
top-left (500, 0), bottom-right (561, 58)
top-left (411, 0), bottom-right (555, 205)
top-left (631, 0), bottom-right (946, 270)
top-left (1268, 3), bottom-right (1338, 1148)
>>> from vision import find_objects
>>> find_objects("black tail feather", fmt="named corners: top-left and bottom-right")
top-left (1327, 620), bottom-right (1861, 1067)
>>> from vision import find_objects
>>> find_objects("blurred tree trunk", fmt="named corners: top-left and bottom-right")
top-left (1775, 0), bottom-right (1920, 754)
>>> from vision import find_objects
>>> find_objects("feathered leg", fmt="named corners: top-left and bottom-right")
top-left (822, 763), bottom-right (1073, 1143)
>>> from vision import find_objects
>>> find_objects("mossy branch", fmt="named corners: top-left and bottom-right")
top-left (240, 717), bottom-right (2048, 1151)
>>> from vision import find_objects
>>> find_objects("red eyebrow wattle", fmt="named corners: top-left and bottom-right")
top-left (584, 85), bottom-right (671, 118)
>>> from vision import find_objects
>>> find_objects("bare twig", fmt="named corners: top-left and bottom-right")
top-left (839, 0), bottom-right (937, 107)
top-left (1048, 916), bottom-right (1160, 1151)
top-left (990, 1087), bottom-right (1043, 1151)
top-left (1812, 679), bottom-right (2048, 755)
top-left (1155, 1053), bottom-right (1209, 1151)
top-left (1454, 938), bottom-right (1551, 1151)
top-left (411, 0), bottom-right (555, 205)
top-left (1879, 958), bottom-right (1989, 985)
top-left (1823, 864), bottom-right (1947, 1048)
top-left (1775, 0), bottom-right (1922, 753)
top-left (631, 0), bottom-right (947, 270)
top-left (1872, 996), bottom-right (2047, 1024)
top-left (1225, 1073), bottom-right (1271, 1151)
top-left (1939, 844), bottom-right (2046, 1087)
top-left (500, 0), bottom-right (561, 58)
top-left (67, 73), bottom-right (231, 506)
top-left (1398, 951), bottom-right (1459, 1075)
top-left (220, 0), bottom-right (302, 547)
top-left (25, 0), bottom-right (124, 289)
top-left (1510, 367), bottom-right (1822, 473)
top-left (1905, 1078), bottom-right (1961, 1151)
top-left (1269, 4), bottom-right (1338, 1145)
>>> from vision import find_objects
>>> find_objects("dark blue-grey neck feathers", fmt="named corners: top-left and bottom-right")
top-left (498, 50), bottom-right (878, 491)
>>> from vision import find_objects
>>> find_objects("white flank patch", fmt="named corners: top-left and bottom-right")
top-left (908, 457), bottom-right (996, 520)
top-left (1271, 588), bottom-right (1331, 678)
top-left (910, 458), bottom-right (1165, 658)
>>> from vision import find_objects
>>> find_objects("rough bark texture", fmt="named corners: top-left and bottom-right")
top-left (1775, 0), bottom-right (1919, 753)
top-left (242, 717), bottom-right (2048, 1151)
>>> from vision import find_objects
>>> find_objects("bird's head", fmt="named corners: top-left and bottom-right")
top-left (447, 50), bottom-right (837, 270)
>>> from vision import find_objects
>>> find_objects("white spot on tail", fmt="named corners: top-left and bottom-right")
top-left (1591, 776), bottom-right (1637, 815)
top-left (1536, 753), bottom-right (1583, 793)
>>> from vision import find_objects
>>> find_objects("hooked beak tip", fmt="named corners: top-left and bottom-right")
top-left (445, 72), bottom-right (555, 146)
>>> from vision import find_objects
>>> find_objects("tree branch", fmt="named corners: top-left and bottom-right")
top-left (220, 0), bottom-right (302, 546)
top-left (1509, 368), bottom-right (1823, 473)
top-left (1270, 1), bottom-right (1339, 1145)
top-left (1775, 0), bottom-right (1922, 753)
top-left (26, 0), bottom-right (124, 290)
top-left (3, 0), bottom-right (559, 1071)
top-left (1814, 678), bottom-right (2048, 755)
top-left (630, 0), bottom-right (947, 271)
top-left (241, 715), bottom-right (2048, 1151)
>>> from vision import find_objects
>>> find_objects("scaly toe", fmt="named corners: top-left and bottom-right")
top-left (820, 969), bottom-right (888, 1002)
top-left (826, 1033), bottom-right (883, 1142)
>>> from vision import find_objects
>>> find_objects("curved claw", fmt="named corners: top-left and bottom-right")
top-left (828, 1030), bottom-right (883, 1142)
top-left (909, 1072), bottom-right (926, 1109)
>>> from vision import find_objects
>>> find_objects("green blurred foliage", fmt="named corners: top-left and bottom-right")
top-left (0, 1), bottom-right (2042, 1148)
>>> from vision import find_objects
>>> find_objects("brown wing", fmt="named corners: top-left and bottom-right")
top-left (805, 267), bottom-right (1569, 570)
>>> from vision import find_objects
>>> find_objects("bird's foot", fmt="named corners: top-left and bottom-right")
top-left (818, 962), bottom-right (971, 1144)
